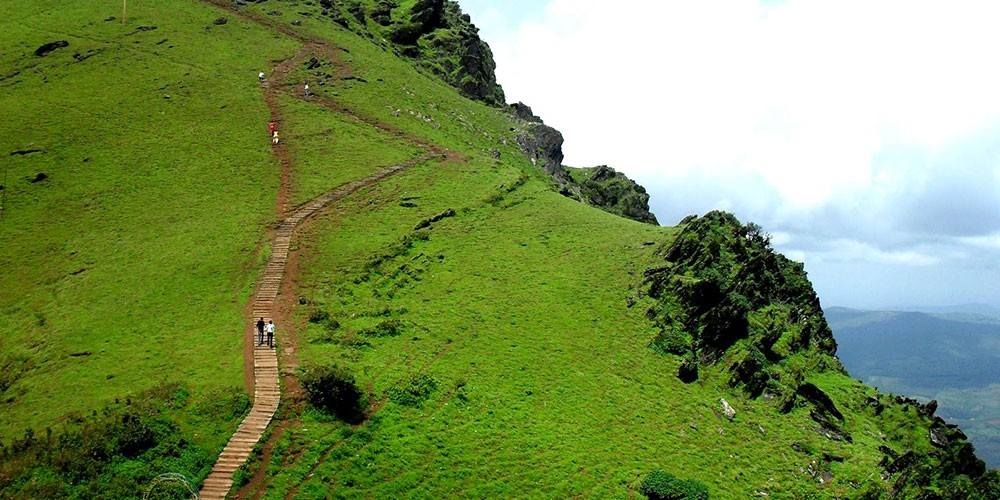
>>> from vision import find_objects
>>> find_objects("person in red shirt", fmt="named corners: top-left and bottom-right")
top-left (268, 121), bottom-right (276, 136)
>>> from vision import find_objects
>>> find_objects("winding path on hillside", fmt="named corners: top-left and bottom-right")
top-left (198, 34), bottom-right (448, 499)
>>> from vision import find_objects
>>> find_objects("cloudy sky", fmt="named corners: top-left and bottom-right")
top-left (458, 0), bottom-right (1000, 310)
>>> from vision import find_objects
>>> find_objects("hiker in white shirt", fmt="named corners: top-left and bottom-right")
top-left (265, 320), bottom-right (275, 348)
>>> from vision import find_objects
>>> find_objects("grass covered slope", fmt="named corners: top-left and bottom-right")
top-left (2, 0), bottom-right (998, 498)
top-left (0, 0), bottom-right (299, 495)
top-left (222, 3), bottom-right (998, 498)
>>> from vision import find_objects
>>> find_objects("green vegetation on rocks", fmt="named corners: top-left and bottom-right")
top-left (568, 165), bottom-right (659, 224)
top-left (316, 0), bottom-right (505, 105)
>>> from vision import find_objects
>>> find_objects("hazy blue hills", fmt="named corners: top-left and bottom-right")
top-left (827, 306), bottom-right (1000, 467)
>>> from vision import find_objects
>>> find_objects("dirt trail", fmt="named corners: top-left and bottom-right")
top-left (197, 8), bottom-right (452, 496)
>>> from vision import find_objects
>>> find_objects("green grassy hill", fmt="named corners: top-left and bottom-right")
top-left (1, 1), bottom-right (997, 498)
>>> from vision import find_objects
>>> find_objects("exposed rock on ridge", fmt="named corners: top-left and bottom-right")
top-left (509, 102), bottom-right (658, 225)
top-left (643, 211), bottom-right (1000, 497)
top-left (318, 0), bottom-right (505, 105)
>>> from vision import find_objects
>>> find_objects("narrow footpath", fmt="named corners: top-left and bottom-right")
top-left (196, 27), bottom-right (448, 495)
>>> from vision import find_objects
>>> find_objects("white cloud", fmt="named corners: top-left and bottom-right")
top-left (462, 0), bottom-right (1000, 306)
top-left (485, 0), bottom-right (1000, 200)
top-left (960, 233), bottom-right (1000, 251)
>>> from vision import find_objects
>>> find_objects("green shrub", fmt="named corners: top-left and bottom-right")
top-left (301, 365), bottom-right (366, 424)
top-left (0, 383), bottom-right (217, 499)
top-left (308, 309), bottom-right (330, 324)
top-left (650, 327), bottom-right (691, 356)
top-left (358, 319), bottom-right (404, 338)
top-left (387, 374), bottom-right (438, 407)
top-left (639, 470), bottom-right (709, 500)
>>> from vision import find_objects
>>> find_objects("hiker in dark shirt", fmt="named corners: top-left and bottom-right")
top-left (256, 317), bottom-right (265, 346)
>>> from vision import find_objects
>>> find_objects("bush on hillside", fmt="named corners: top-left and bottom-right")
top-left (650, 327), bottom-right (691, 356)
top-left (639, 470), bottom-right (709, 500)
top-left (0, 383), bottom-right (233, 499)
top-left (301, 364), bottom-right (366, 423)
top-left (387, 374), bottom-right (438, 406)
top-left (358, 318), bottom-right (404, 338)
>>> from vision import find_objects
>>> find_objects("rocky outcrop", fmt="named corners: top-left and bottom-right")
top-left (515, 122), bottom-right (565, 177)
top-left (573, 165), bottom-right (658, 225)
top-left (644, 211), bottom-right (839, 387)
top-left (324, 0), bottom-right (504, 105)
top-left (509, 102), bottom-right (542, 123)
top-left (509, 105), bottom-right (657, 225)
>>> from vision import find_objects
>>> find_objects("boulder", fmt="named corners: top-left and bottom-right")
top-left (720, 398), bottom-right (736, 420)
top-left (810, 410), bottom-right (852, 442)
top-left (929, 427), bottom-right (950, 447)
top-left (865, 396), bottom-right (885, 415)
top-left (918, 399), bottom-right (938, 418)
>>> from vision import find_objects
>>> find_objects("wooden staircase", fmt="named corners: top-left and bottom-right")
top-left (198, 154), bottom-right (441, 499)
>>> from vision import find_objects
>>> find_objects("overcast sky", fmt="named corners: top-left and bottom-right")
top-left (458, 0), bottom-right (1000, 310)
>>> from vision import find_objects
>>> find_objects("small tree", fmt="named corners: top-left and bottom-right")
top-left (301, 365), bottom-right (366, 424)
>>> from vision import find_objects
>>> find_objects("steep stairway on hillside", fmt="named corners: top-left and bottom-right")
top-left (198, 154), bottom-right (442, 499)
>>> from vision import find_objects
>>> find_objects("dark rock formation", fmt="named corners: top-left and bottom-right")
top-left (411, 0), bottom-right (446, 31)
top-left (810, 410), bottom-right (852, 442)
top-left (509, 102), bottom-right (542, 123)
top-left (677, 358), bottom-right (698, 383)
top-left (797, 383), bottom-right (843, 420)
top-left (346, 2), bottom-right (365, 25)
top-left (10, 149), bottom-right (42, 156)
top-left (515, 123), bottom-right (564, 177)
top-left (35, 40), bottom-right (69, 57)
top-left (918, 399), bottom-right (938, 418)
top-left (371, 0), bottom-right (396, 26)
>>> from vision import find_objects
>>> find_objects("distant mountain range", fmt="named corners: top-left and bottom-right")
top-left (827, 306), bottom-right (1000, 467)
top-left (882, 303), bottom-right (1000, 320)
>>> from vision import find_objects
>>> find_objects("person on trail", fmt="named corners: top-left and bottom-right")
top-left (268, 121), bottom-right (276, 137)
top-left (256, 317), bottom-right (265, 346)
top-left (258, 71), bottom-right (265, 82)
top-left (303, 82), bottom-right (310, 97)
top-left (272, 130), bottom-right (279, 145)
top-left (265, 320), bottom-right (275, 348)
